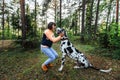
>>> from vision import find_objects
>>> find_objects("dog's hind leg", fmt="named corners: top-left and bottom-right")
top-left (58, 53), bottom-right (67, 71)
top-left (73, 61), bottom-right (84, 69)
top-left (73, 61), bottom-right (81, 69)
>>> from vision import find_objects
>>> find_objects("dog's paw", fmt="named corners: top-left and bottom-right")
top-left (58, 68), bottom-right (62, 71)
top-left (74, 65), bottom-right (84, 69)
top-left (73, 65), bottom-right (80, 69)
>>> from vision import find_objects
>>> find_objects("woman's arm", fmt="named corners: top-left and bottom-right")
top-left (45, 30), bottom-right (62, 43)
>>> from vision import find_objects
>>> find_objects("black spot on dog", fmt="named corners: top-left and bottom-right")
top-left (83, 59), bottom-right (85, 62)
top-left (62, 42), bottom-right (65, 45)
top-left (75, 48), bottom-right (80, 53)
top-left (67, 41), bottom-right (71, 46)
top-left (81, 63), bottom-right (85, 66)
top-left (62, 62), bottom-right (65, 65)
top-left (66, 47), bottom-right (73, 53)
top-left (61, 42), bottom-right (65, 47)
top-left (64, 49), bottom-right (67, 53)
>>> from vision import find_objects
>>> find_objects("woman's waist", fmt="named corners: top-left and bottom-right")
top-left (41, 45), bottom-right (49, 48)
top-left (41, 41), bottom-right (53, 47)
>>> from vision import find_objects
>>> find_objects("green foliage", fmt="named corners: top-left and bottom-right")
top-left (98, 22), bottom-right (120, 59)
top-left (109, 36), bottom-right (120, 59)
top-left (99, 0), bottom-right (108, 12)
top-left (62, 18), bottom-right (70, 28)
top-left (98, 32), bottom-right (109, 48)
top-left (11, 13), bottom-right (20, 30)
top-left (25, 14), bottom-right (36, 40)
top-left (113, 49), bottom-right (120, 60)
top-left (0, 28), bottom-right (17, 40)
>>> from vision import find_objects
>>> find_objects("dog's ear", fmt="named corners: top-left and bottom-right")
top-left (61, 28), bottom-right (67, 37)
top-left (64, 30), bottom-right (67, 37)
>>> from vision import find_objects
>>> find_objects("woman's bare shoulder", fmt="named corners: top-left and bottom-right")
top-left (44, 29), bottom-right (48, 34)
top-left (45, 29), bottom-right (53, 34)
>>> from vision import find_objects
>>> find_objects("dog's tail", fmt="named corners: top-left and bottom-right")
top-left (90, 66), bottom-right (112, 73)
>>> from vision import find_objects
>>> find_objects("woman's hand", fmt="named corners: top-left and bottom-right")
top-left (59, 32), bottom-right (64, 37)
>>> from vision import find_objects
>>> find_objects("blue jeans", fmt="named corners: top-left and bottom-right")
top-left (41, 47), bottom-right (58, 65)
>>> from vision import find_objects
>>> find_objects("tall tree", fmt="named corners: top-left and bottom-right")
top-left (106, 0), bottom-right (112, 31)
top-left (116, 0), bottom-right (119, 23)
top-left (51, 0), bottom-right (58, 23)
top-left (90, 0), bottom-right (94, 39)
top-left (80, 0), bottom-right (86, 42)
top-left (6, 12), bottom-right (10, 38)
top-left (54, 0), bottom-right (57, 23)
top-left (1, 0), bottom-right (5, 48)
top-left (60, 0), bottom-right (62, 27)
top-left (34, 0), bottom-right (37, 35)
top-left (48, 0), bottom-right (59, 23)
top-left (75, 10), bottom-right (78, 35)
top-left (94, 0), bottom-right (100, 39)
top-left (17, 8), bottom-right (20, 37)
top-left (2, 0), bottom-right (5, 40)
top-left (86, 0), bottom-right (94, 40)
top-left (115, 0), bottom-right (119, 36)
top-left (20, 0), bottom-right (26, 47)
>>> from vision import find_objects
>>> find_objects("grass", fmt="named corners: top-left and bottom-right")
top-left (0, 40), bottom-right (120, 80)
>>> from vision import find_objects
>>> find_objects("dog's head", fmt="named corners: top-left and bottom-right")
top-left (56, 27), bottom-right (67, 37)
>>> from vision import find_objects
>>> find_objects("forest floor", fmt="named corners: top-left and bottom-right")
top-left (0, 40), bottom-right (120, 80)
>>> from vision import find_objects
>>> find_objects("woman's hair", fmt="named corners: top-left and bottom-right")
top-left (48, 22), bottom-right (56, 30)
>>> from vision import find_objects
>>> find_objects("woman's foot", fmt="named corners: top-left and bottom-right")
top-left (41, 64), bottom-right (48, 72)
top-left (47, 63), bottom-right (54, 67)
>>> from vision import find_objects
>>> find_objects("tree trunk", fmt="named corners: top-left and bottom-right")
top-left (54, 0), bottom-right (57, 23)
top-left (94, 0), bottom-right (100, 39)
top-left (34, 0), bottom-right (37, 36)
top-left (115, 0), bottom-right (119, 37)
top-left (86, 0), bottom-right (94, 40)
top-left (20, 0), bottom-right (26, 47)
top-left (7, 12), bottom-right (10, 38)
top-left (60, 0), bottom-right (62, 27)
top-left (80, 0), bottom-right (86, 42)
top-left (17, 8), bottom-right (20, 38)
top-left (2, 0), bottom-right (5, 48)
top-left (78, 0), bottom-right (81, 34)
top-left (106, 0), bottom-right (112, 31)
top-left (74, 10), bottom-right (77, 35)
top-left (89, 0), bottom-right (94, 39)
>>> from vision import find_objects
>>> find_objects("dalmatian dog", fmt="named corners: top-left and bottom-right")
top-left (56, 28), bottom-right (112, 73)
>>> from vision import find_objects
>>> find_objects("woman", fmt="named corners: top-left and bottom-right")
top-left (41, 22), bottom-right (64, 72)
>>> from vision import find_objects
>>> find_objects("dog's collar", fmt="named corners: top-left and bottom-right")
top-left (61, 37), bottom-right (68, 41)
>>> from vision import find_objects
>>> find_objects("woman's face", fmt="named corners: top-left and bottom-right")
top-left (52, 24), bottom-right (56, 31)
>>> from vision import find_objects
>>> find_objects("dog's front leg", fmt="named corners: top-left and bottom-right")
top-left (58, 53), bottom-right (66, 71)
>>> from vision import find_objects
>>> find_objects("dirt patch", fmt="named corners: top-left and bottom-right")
top-left (0, 40), bottom-right (16, 51)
